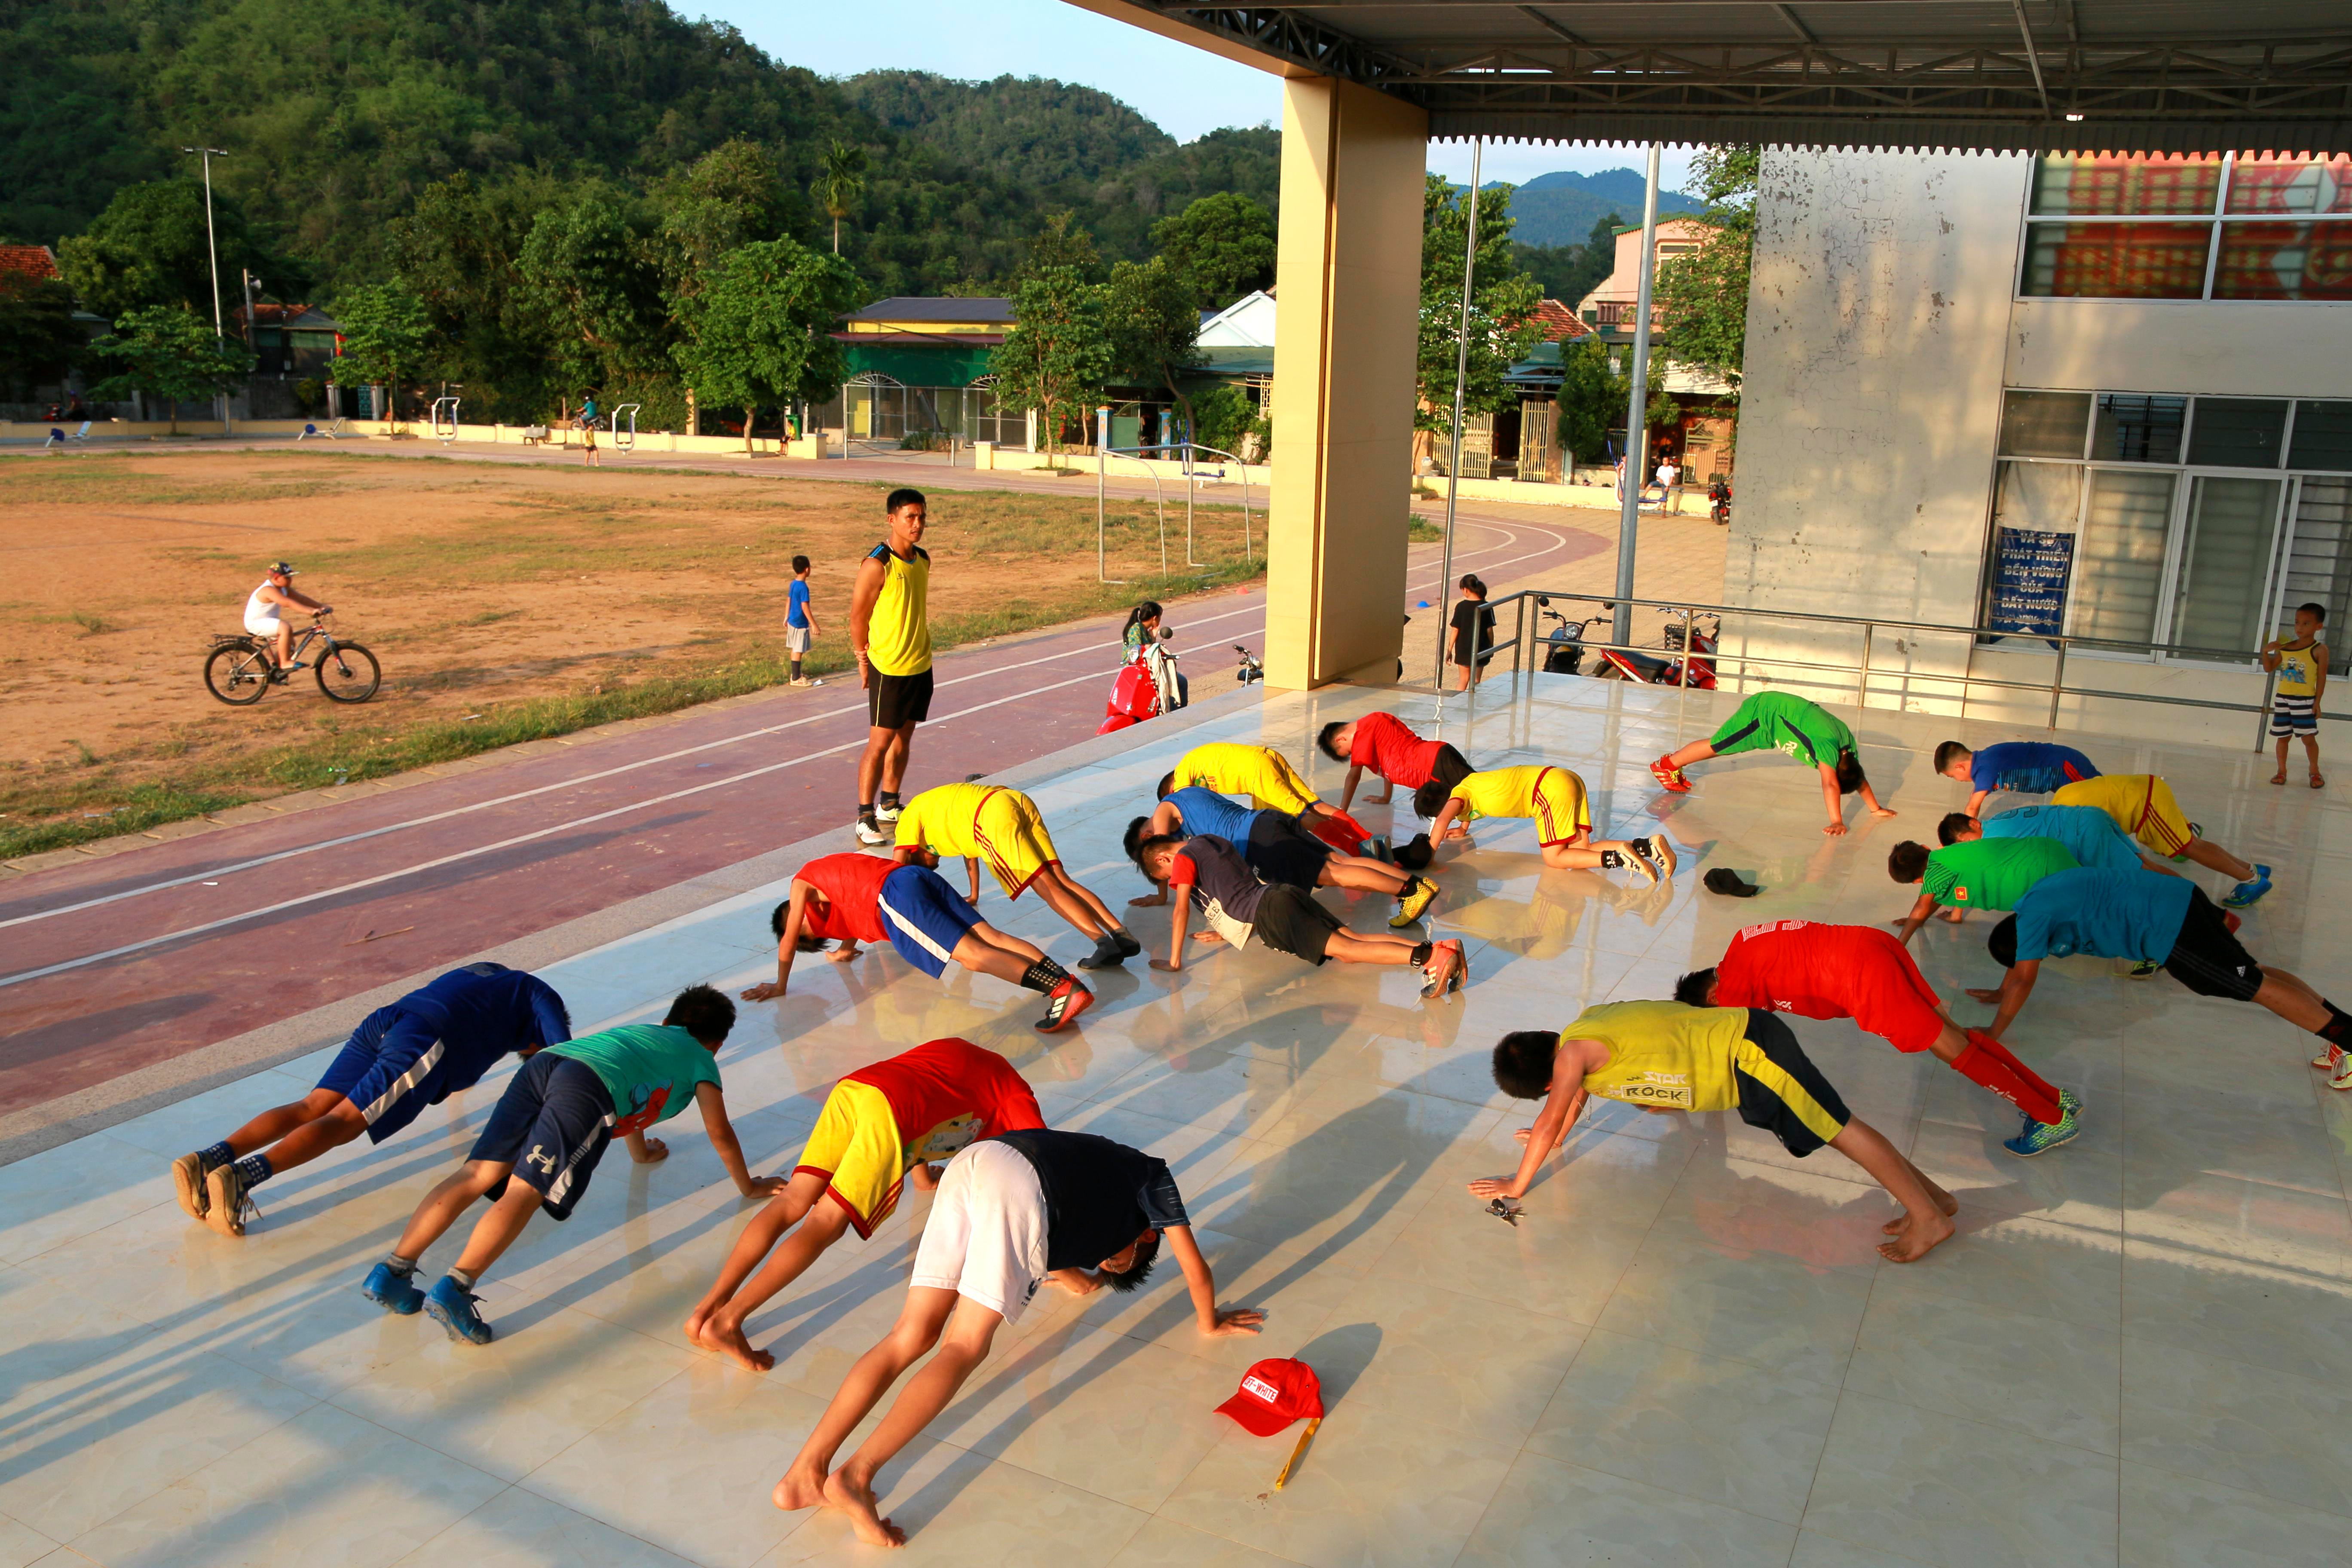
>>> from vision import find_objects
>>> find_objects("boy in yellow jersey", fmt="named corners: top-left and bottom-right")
top-left (894, 781), bottom-right (1143, 969)
top-left (852, 489), bottom-right (933, 845)
top-left (1160, 741), bottom-right (1383, 860)
top-left (1477, 1002), bottom-right (1957, 1262)
top-left (2262, 600), bottom-right (2328, 789)
top-left (2051, 772), bottom-right (2272, 908)
top-left (1412, 765), bottom-right (1675, 881)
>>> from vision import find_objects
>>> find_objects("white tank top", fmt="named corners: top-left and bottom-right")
top-left (245, 582), bottom-right (281, 625)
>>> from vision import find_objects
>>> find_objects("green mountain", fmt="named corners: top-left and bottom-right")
top-left (1505, 170), bottom-right (1703, 247)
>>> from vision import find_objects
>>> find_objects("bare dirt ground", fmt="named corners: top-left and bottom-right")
top-left (0, 450), bottom-right (1257, 853)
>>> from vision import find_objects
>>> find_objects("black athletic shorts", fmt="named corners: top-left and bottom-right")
top-left (2162, 886), bottom-right (2266, 1001)
top-left (1731, 1011), bottom-right (1851, 1158)
top-left (470, 1053), bottom-right (615, 1221)
top-left (868, 667), bottom-right (934, 730)
top-left (1253, 884), bottom-right (1344, 965)
top-left (1246, 813), bottom-right (1332, 890)
top-left (1429, 744), bottom-right (1475, 792)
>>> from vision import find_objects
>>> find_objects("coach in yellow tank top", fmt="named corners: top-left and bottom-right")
top-left (851, 489), bottom-right (935, 843)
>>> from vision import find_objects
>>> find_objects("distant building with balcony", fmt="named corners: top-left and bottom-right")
top-left (1573, 217), bottom-right (1737, 481)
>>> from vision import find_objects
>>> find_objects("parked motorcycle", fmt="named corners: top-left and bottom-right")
top-left (1234, 644), bottom-right (1265, 685)
top-left (1534, 597), bottom-right (1718, 688)
top-left (1709, 476), bottom-right (1731, 527)
top-left (1096, 629), bottom-right (1187, 735)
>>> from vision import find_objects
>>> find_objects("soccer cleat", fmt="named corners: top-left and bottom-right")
top-left (2058, 1088), bottom-right (2082, 1120)
top-left (1419, 939), bottom-right (1467, 999)
top-left (1390, 876), bottom-right (1440, 928)
top-left (172, 1152), bottom-right (211, 1219)
top-left (1649, 756), bottom-right (1692, 793)
top-left (2331, 1053), bottom-right (2352, 1092)
top-left (873, 799), bottom-right (903, 823)
top-left (2127, 958), bottom-right (2160, 978)
top-left (1631, 836), bottom-right (1678, 878)
top-left (1078, 932), bottom-right (1129, 970)
top-left (854, 817), bottom-right (888, 846)
top-left (202, 1162), bottom-right (255, 1238)
top-left (2003, 1104), bottom-right (2082, 1158)
top-left (424, 1277), bottom-right (494, 1344)
top-left (362, 1262), bottom-right (425, 1315)
top-left (2312, 1041), bottom-right (2343, 1072)
top-left (2220, 866), bottom-right (2272, 909)
top-left (1035, 979), bottom-right (1093, 1033)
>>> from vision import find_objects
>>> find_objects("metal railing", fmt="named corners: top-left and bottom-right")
top-left (1417, 587), bottom-right (2337, 750)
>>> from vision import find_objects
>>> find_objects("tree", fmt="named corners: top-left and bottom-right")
top-left (518, 192), bottom-right (670, 400)
top-left (1512, 212), bottom-right (1625, 308)
top-left (658, 139), bottom-right (802, 296)
top-left (989, 265), bottom-right (1112, 462)
top-left (1022, 211), bottom-right (1104, 283)
top-left (55, 178), bottom-right (285, 319)
top-left (387, 171), bottom-right (561, 423)
top-left (672, 238), bottom-right (864, 455)
top-left (87, 306), bottom-right (253, 432)
top-left (1555, 338), bottom-right (1678, 466)
top-left (0, 274), bottom-right (82, 398)
top-left (815, 141), bottom-right (869, 255)
top-left (1150, 191), bottom-right (1275, 305)
top-left (1416, 175), bottom-right (1545, 453)
top-left (1104, 256), bottom-right (1203, 445)
top-left (1654, 146), bottom-right (1758, 396)
top-left (332, 283), bottom-right (432, 419)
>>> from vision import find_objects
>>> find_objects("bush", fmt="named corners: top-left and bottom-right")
top-left (293, 378), bottom-right (325, 415)
top-left (1188, 383), bottom-right (1268, 460)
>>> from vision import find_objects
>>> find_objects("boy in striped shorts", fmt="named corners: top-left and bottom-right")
top-left (892, 781), bottom-right (1142, 969)
top-left (1414, 765), bottom-right (1675, 881)
top-left (2052, 773), bottom-right (2272, 908)
top-left (2261, 601), bottom-right (2327, 789)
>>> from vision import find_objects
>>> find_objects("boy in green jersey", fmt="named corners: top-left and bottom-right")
top-left (1885, 834), bottom-right (2080, 943)
top-left (1649, 690), bottom-right (1897, 835)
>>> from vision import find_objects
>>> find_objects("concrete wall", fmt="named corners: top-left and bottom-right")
top-left (2007, 297), bottom-right (2352, 398)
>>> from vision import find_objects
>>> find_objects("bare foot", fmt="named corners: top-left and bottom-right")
top-left (1880, 1182), bottom-right (1958, 1235)
top-left (698, 1312), bottom-right (776, 1373)
top-left (1877, 1209), bottom-right (1956, 1262)
top-left (683, 1305), bottom-right (712, 1345)
top-left (773, 1459), bottom-right (830, 1513)
top-left (823, 1466), bottom-right (906, 1547)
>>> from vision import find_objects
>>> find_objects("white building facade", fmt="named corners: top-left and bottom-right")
top-left (1730, 149), bottom-right (2351, 745)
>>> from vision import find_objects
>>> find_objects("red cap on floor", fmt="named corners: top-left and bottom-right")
top-left (1213, 1357), bottom-right (1323, 1436)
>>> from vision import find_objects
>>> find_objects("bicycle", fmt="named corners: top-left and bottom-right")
top-left (205, 612), bottom-right (381, 705)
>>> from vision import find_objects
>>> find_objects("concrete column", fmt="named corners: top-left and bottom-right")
top-left (1265, 77), bottom-right (1427, 690)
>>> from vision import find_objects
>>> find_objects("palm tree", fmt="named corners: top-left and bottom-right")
top-left (815, 141), bottom-right (868, 255)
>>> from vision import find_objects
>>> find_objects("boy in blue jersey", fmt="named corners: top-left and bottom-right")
top-left (1938, 805), bottom-right (2174, 875)
top-left (360, 984), bottom-right (786, 1344)
top-left (1127, 787), bottom-right (1439, 925)
top-left (1972, 868), bottom-right (2352, 1091)
top-left (787, 553), bottom-right (823, 687)
top-left (1935, 739), bottom-right (2098, 819)
top-left (176, 962), bottom-right (573, 1238)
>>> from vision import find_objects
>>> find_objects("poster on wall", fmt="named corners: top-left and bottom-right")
top-left (1987, 527), bottom-right (2074, 646)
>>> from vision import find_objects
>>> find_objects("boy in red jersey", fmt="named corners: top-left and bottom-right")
top-left (1317, 713), bottom-right (1473, 811)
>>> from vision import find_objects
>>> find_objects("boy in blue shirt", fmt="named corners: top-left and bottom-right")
top-left (1127, 787), bottom-right (1438, 925)
top-left (787, 553), bottom-right (823, 687)
top-left (1938, 805), bottom-right (2174, 876)
top-left (176, 962), bottom-right (572, 1238)
top-left (1972, 868), bottom-right (2352, 1090)
top-left (1934, 739), bottom-right (2098, 819)
top-left (360, 984), bottom-right (786, 1343)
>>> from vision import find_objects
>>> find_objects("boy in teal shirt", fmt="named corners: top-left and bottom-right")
top-left (1939, 804), bottom-right (2174, 875)
top-left (361, 984), bottom-right (785, 1344)
top-left (1649, 690), bottom-right (1897, 835)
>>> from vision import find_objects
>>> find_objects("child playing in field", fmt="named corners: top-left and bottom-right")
top-left (684, 1037), bottom-right (1044, 1372)
top-left (787, 554), bottom-right (822, 687)
top-left (1413, 764), bottom-right (1674, 882)
top-left (2262, 601), bottom-right (2327, 788)
top-left (1933, 739), bottom-right (2099, 819)
top-left (1477, 1001), bottom-right (1958, 1261)
top-left (1649, 690), bottom-right (1897, 835)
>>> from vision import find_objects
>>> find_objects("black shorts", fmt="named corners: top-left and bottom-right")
top-left (1428, 744), bottom-right (1474, 792)
top-left (868, 667), bottom-right (934, 730)
top-left (1731, 1011), bottom-right (1851, 1158)
top-left (469, 1053), bottom-right (615, 1221)
top-left (2162, 887), bottom-right (2266, 1001)
top-left (1253, 884), bottom-right (1344, 965)
top-left (1246, 813), bottom-right (1332, 890)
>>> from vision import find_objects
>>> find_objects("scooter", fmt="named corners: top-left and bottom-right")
top-left (1535, 598), bottom-right (1718, 687)
top-left (1234, 644), bottom-right (1265, 685)
top-left (1096, 630), bottom-right (1187, 735)
top-left (1709, 476), bottom-right (1731, 527)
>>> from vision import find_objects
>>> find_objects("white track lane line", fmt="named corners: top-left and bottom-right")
top-left (0, 516), bottom-right (1568, 935)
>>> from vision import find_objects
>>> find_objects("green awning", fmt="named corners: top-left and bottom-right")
top-left (840, 340), bottom-right (996, 388)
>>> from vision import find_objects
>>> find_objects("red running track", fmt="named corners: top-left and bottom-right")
top-left (0, 510), bottom-right (1602, 1117)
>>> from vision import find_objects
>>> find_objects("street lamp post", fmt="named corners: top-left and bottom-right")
top-left (182, 145), bottom-right (230, 428)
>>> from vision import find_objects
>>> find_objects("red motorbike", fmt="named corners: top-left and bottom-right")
top-left (1540, 601), bottom-right (1718, 688)
top-left (1096, 632), bottom-right (1186, 735)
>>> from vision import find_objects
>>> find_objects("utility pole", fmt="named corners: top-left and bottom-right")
top-left (1612, 144), bottom-right (1663, 653)
top-left (183, 145), bottom-right (231, 427)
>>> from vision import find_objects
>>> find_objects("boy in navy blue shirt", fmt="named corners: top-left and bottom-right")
top-left (787, 554), bottom-right (822, 687)
top-left (1935, 739), bottom-right (2098, 819)
top-left (175, 962), bottom-right (573, 1238)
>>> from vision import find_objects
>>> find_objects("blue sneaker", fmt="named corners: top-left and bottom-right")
top-left (424, 1277), bottom-right (494, 1344)
top-left (2221, 865), bottom-right (2272, 909)
top-left (361, 1262), bottom-right (424, 1315)
top-left (2003, 1105), bottom-right (2082, 1158)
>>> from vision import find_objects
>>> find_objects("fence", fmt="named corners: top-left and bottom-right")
top-left (823, 381), bottom-right (1027, 450)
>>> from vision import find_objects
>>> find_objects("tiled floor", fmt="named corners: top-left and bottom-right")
top-left (4, 673), bottom-right (2348, 1567)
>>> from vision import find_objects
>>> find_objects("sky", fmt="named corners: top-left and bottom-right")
top-left (699, 0), bottom-right (1695, 190)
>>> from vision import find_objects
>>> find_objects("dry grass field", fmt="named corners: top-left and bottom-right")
top-left (0, 450), bottom-right (1263, 858)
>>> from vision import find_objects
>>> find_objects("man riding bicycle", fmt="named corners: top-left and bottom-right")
top-left (244, 561), bottom-right (331, 675)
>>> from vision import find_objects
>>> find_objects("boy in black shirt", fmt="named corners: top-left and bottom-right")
top-left (772, 1130), bottom-right (1263, 1546)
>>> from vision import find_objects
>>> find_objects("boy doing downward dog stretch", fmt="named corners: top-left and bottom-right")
top-left (1162, 741), bottom-right (1382, 858)
top-left (1885, 833), bottom-right (2079, 942)
top-left (1131, 786), bottom-right (1439, 926)
top-left (2261, 601), bottom-right (2327, 788)
top-left (1415, 765), bottom-right (1675, 882)
top-left (1649, 690), bottom-right (1897, 836)
top-left (1941, 802), bottom-right (2176, 875)
top-left (745, 852), bottom-right (1093, 1032)
top-left (361, 986), bottom-right (784, 1344)
top-left (2052, 772), bottom-right (2272, 908)
top-left (892, 781), bottom-right (1142, 970)
top-left (177, 962), bottom-right (572, 1237)
top-left (1479, 1001), bottom-right (1959, 1262)
top-left (773, 1130), bottom-right (1263, 1546)
top-left (1677, 919), bottom-right (2081, 1157)
top-left (1934, 739), bottom-right (2098, 819)
top-left (1317, 712), bottom-right (1472, 814)
top-left (1130, 832), bottom-right (1467, 996)
top-left (685, 1038), bottom-right (1043, 1372)
top-left (1975, 867), bottom-right (2352, 1090)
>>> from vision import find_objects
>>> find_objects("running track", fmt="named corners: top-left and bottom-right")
top-left (0, 474), bottom-right (1605, 1119)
